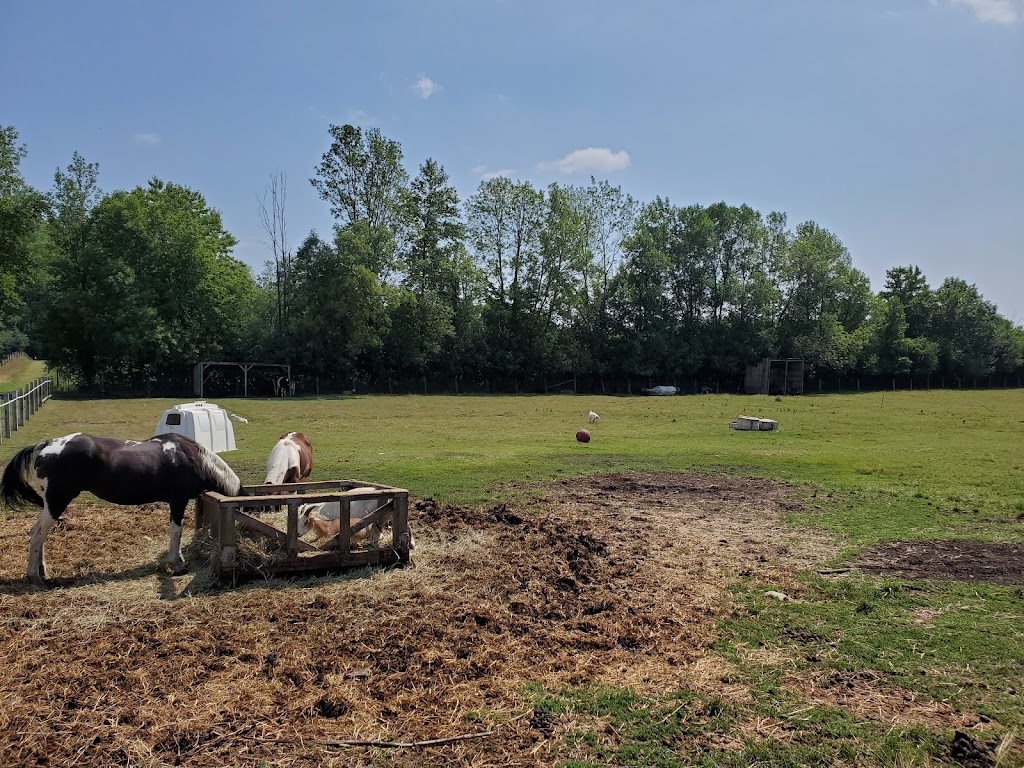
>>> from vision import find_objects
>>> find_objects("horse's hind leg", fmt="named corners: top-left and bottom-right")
top-left (26, 508), bottom-right (56, 585)
top-left (26, 483), bottom-right (70, 585)
top-left (167, 499), bottom-right (189, 574)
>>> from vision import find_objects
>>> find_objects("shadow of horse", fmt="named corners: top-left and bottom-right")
top-left (0, 563), bottom-right (160, 596)
top-left (0, 530), bottom-right (410, 599)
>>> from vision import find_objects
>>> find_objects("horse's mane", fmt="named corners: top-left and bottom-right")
top-left (195, 441), bottom-right (246, 497)
top-left (264, 437), bottom-right (299, 484)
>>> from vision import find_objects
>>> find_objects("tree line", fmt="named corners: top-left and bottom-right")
top-left (1, 123), bottom-right (1021, 394)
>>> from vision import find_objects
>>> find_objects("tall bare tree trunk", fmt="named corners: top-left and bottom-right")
top-left (258, 170), bottom-right (291, 336)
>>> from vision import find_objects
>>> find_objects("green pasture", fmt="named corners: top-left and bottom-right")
top-left (3, 390), bottom-right (1023, 765)
top-left (0, 355), bottom-right (48, 393)
top-left (6, 389), bottom-right (1022, 548)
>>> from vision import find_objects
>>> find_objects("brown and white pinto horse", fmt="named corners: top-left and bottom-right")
top-left (264, 432), bottom-right (313, 485)
top-left (0, 433), bottom-right (250, 584)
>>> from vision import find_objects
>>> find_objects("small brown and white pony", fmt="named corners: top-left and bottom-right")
top-left (264, 432), bottom-right (313, 485)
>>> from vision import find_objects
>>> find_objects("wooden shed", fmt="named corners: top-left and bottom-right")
top-left (743, 358), bottom-right (805, 395)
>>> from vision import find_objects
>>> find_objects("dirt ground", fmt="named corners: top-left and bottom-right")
top-left (0, 472), bottom-right (1013, 767)
top-left (855, 539), bottom-right (1024, 585)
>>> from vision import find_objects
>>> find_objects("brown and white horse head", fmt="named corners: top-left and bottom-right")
top-left (264, 431), bottom-right (314, 485)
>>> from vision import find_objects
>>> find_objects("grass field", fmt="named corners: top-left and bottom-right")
top-left (0, 354), bottom-right (48, 393)
top-left (1, 390), bottom-right (1022, 766)
top-left (9, 389), bottom-right (1024, 544)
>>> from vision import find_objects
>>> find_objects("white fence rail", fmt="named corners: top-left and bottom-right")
top-left (0, 376), bottom-right (54, 443)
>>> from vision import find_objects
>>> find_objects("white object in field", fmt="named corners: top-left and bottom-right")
top-left (642, 385), bottom-right (679, 396)
top-left (588, 411), bottom-right (600, 423)
top-left (155, 401), bottom-right (237, 452)
top-left (229, 413), bottom-right (248, 424)
top-left (730, 415), bottom-right (779, 432)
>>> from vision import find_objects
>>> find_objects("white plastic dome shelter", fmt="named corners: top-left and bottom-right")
top-left (155, 401), bottom-right (237, 453)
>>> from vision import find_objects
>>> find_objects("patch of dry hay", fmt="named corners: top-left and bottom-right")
top-left (0, 472), bottom-right (876, 766)
top-left (780, 668), bottom-right (995, 732)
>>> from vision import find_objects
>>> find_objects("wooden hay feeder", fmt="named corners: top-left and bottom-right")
top-left (197, 480), bottom-right (411, 580)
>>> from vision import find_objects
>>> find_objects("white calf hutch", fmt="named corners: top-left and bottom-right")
top-left (156, 401), bottom-right (236, 453)
top-left (197, 480), bottom-right (412, 580)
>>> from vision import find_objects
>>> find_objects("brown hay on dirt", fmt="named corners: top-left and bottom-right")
top-left (0, 472), bottom-right (861, 766)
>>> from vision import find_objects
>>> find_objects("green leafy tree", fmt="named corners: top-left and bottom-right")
top-left (864, 295), bottom-right (913, 374)
top-left (382, 288), bottom-right (454, 377)
top-left (39, 179), bottom-right (255, 389)
top-left (311, 124), bottom-right (407, 279)
top-left (774, 221), bottom-right (870, 373)
top-left (290, 226), bottom-right (389, 382)
top-left (398, 158), bottom-right (486, 381)
top-left (0, 126), bottom-right (49, 352)
top-left (569, 179), bottom-right (638, 380)
top-left (931, 278), bottom-right (1000, 379)
top-left (48, 152), bottom-right (102, 259)
top-left (611, 205), bottom-right (675, 377)
top-left (466, 177), bottom-right (549, 375)
top-left (992, 319), bottom-right (1024, 378)
top-left (399, 158), bottom-right (465, 300)
top-left (881, 265), bottom-right (933, 339)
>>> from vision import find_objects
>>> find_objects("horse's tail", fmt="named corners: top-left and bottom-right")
top-left (195, 442), bottom-right (250, 498)
top-left (0, 443), bottom-right (45, 510)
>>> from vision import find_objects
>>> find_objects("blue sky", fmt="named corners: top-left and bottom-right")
top-left (5, 0), bottom-right (1023, 322)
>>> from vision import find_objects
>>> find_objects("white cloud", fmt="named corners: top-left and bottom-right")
top-left (539, 147), bottom-right (631, 175)
top-left (413, 75), bottom-right (441, 99)
top-left (347, 108), bottom-right (375, 124)
top-left (132, 132), bottom-right (161, 145)
top-left (937, 0), bottom-right (1022, 24)
top-left (473, 165), bottom-right (516, 180)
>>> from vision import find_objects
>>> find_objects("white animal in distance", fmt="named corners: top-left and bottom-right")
top-left (588, 411), bottom-right (600, 424)
top-left (229, 413), bottom-right (248, 424)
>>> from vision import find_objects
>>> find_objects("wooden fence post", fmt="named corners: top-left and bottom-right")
top-left (218, 503), bottom-right (236, 575)
top-left (339, 498), bottom-right (351, 554)
top-left (286, 500), bottom-right (299, 559)
top-left (16, 389), bottom-right (23, 428)
top-left (395, 493), bottom-right (410, 562)
top-left (2, 396), bottom-right (9, 439)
